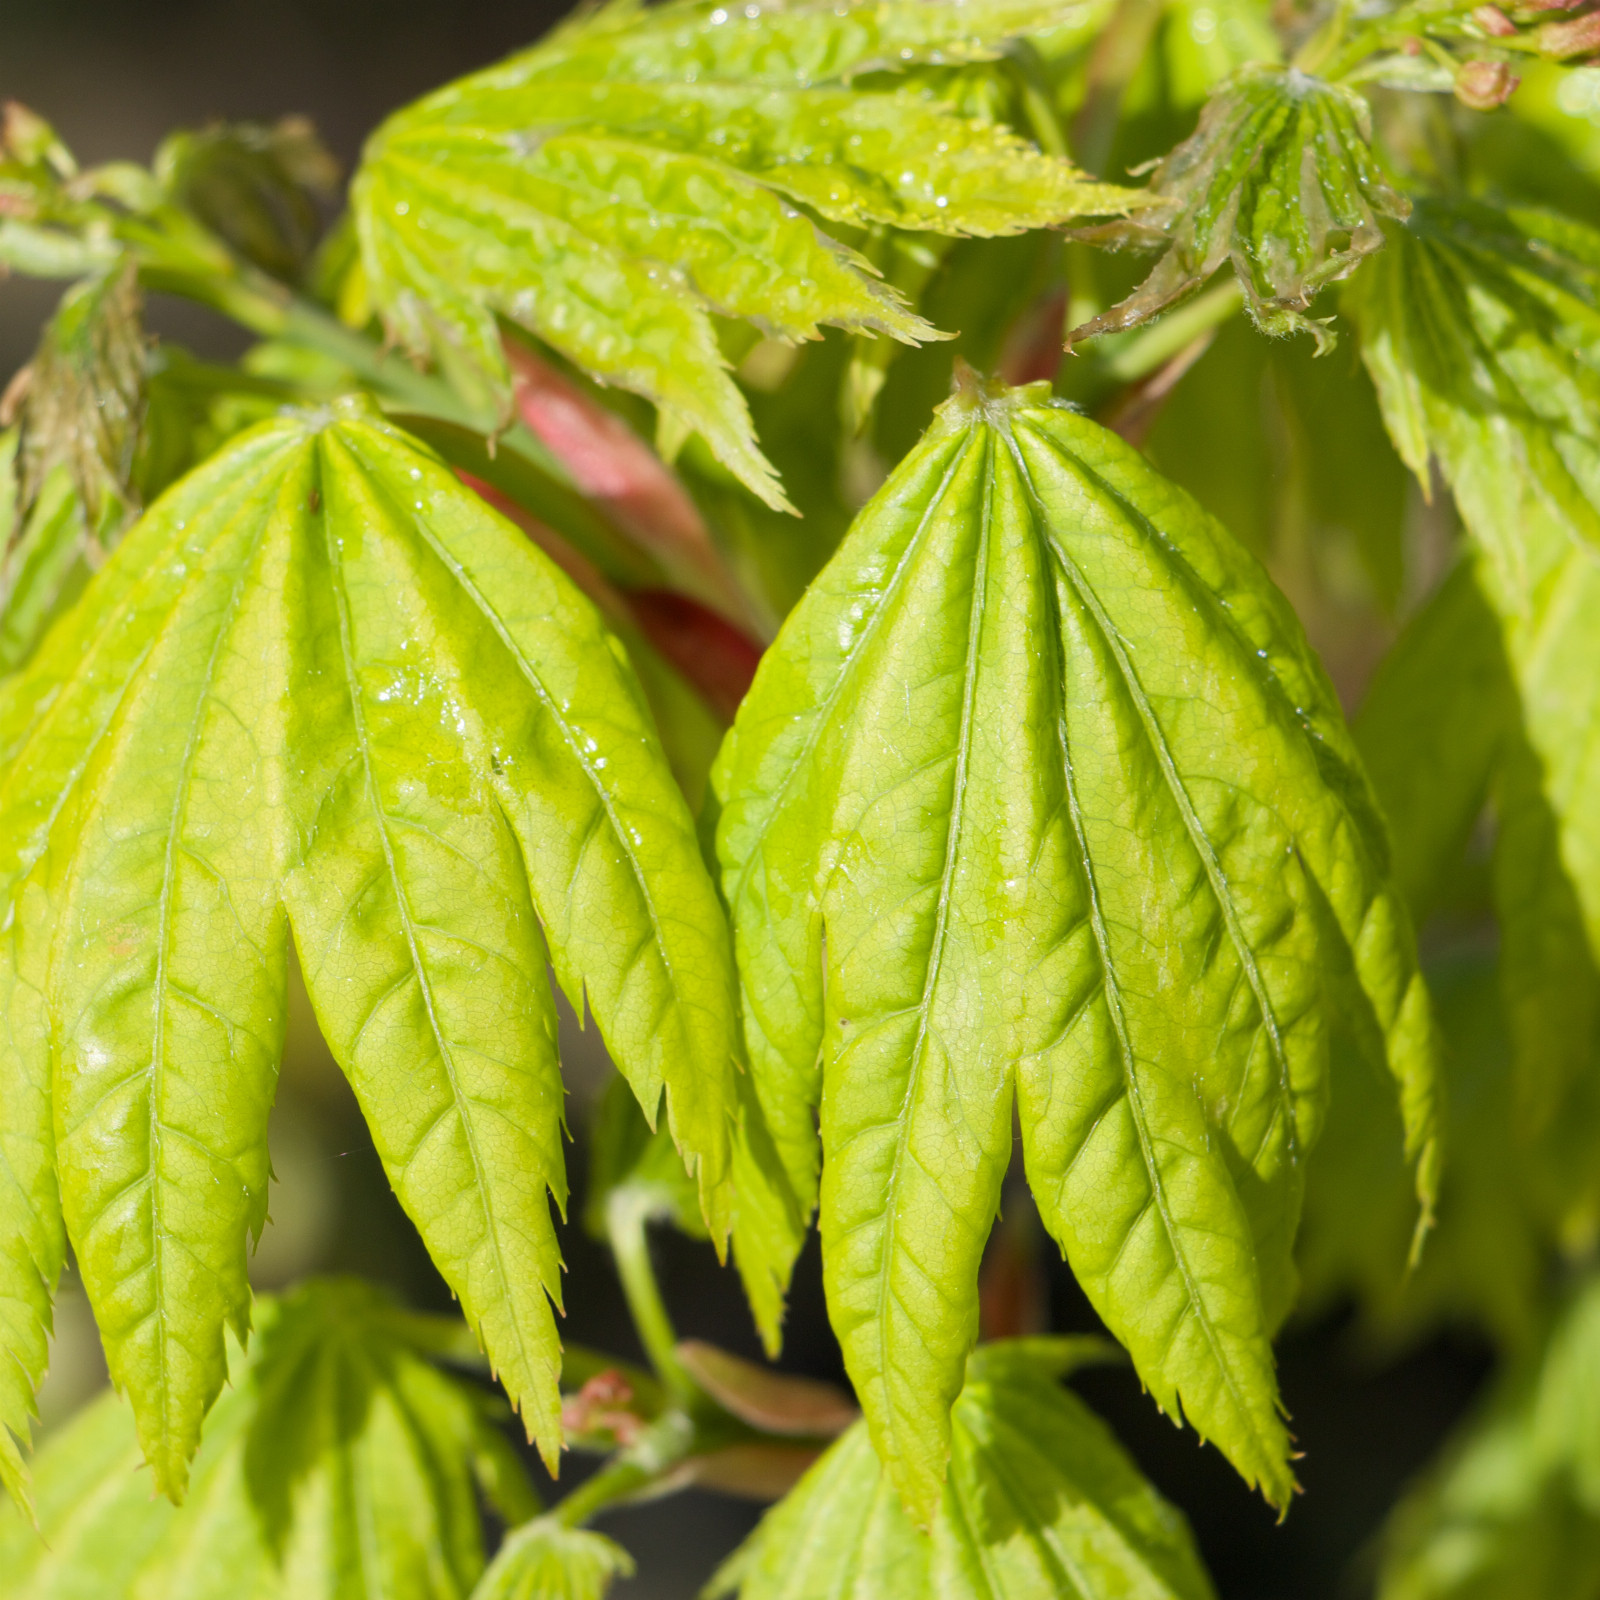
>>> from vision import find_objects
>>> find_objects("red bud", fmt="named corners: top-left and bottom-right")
top-left (1539, 9), bottom-right (1600, 55)
top-left (1472, 3), bottom-right (1518, 33)
top-left (1455, 58), bottom-right (1521, 105)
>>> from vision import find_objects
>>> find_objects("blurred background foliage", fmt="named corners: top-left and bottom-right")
top-left (11, 2), bottom-right (1600, 1596)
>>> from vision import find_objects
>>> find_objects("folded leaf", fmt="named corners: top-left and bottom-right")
top-left (472, 1518), bottom-right (633, 1600)
top-left (0, 259), bottom-right (145, 670)
top-left (0, 398), bottom-right (739, 1494)
top-left (710, 1336), bottom-right (1215, 1600)
top-left (353, 0), bottom-right (1137, 507)
top-left (1351, 198), bottom-right (1600, 1107)
top-left (0, 1279), bottom-right (536, 1600)
top-left (1070, 65), bottom-right (1409, 350)
top-left (715, 370), bottom-right (1439, 1519)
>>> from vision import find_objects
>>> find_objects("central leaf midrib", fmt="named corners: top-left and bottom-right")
top-left (318, 442), bottom-right (536, 1401)
top-left (337, 426), bottom-right (717, 1187)
top-left (857, 428), bottom-right (993, 1480)
top-left (998, 427), bottom-right (1275, 1477)
top-left (1018, 433), bottom-right (1301, 1173)
top-left (135, 455), bottom-right (283, 1464)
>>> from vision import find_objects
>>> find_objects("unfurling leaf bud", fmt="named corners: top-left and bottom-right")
top-left (1471, 4), bottom-right (1518, 34)
top-left (1539, 9), bottom-right (1600, 56)
top-left (1455, 58), bottom-right (1521, 106)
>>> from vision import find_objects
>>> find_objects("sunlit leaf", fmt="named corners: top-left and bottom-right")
top-left (714, 370), bottom-right (1439, 1519)
top-left (710, 1336), bottom-right (1215, 1600)
top-left (0, 1279), bottom-right (536, 1599)
top-left (353, 0), bottom-right (1138, 507)
top-left (1071, 64), bottom-right (1408, 350)
top-left (1351, 197), bottom-right (1600, 1107)
top-left (0, 399), bottom-right (738, 1495)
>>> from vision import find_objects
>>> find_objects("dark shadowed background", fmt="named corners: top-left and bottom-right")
top-left (0, 7), bottom-right (1492, 1596)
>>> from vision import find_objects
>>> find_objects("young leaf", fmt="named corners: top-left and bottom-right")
top-left (714, 371), bottom-right (1439, 1520)
top-left (12, 255), bottom-right (145, 536)
top-left (0, 880), bottom-right (64, 1520)
top-left (153, 118), bottom-right (338, 285)
top-left (1069, 65), bottom-right (1409, 350)
top-left (710, 1336), bottom-right (1216, 1600)
top-left (472, 1518), bottom-right (633, 1600)
top-left (0, 258), bottom-right (146, 670)
top-left (1350, 198), bottom-right (1600, 1086)
top-left (0, 1279), bottom-right (536, 1599)
top-left (352, 0), bottom-right (1138, 507)
top-left (0, 398), bottom-right (739, 1494)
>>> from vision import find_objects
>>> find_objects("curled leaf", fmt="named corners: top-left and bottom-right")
top-left (1069, 65), bottom-right (1409, 351)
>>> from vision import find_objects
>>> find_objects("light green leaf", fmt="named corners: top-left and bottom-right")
top-left (710, 1336), bottom-right (1215, 1600)
top-left (1353, 563), bottom-right (1513, 922)
top-left (715, 371), bottom-right (1438, 1519)
top-left (1378, 1276), bottom-right (1600, 1600)
top-left (0, 1279), bottom-right (536, 1600)
top-left (1353, 557), bottom-right (1597, 1132)
top-left (1071, 64), bottom-right (1409, 350)
top-left (472, 1518), bottom-right (633, 1600)
top-left (0, 880), bottom-right (65, 1520)
top-left (1351, 198), bottom-right (1600, 1104)
top-left (0, 399), bottom-right (738, 1493)
top-left (353, 0), bottom-right (1138, 507)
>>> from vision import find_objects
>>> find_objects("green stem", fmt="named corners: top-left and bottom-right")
top-left (606, 1191), bottom-right (696, 1406)
top-left (553, 1411), bottom-right (697, 1528)
top-left (1071, 0), bottom-right (1167, 176)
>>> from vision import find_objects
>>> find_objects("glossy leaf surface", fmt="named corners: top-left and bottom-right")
top-left (715, 373), bottom-right (1439, 1519)
top-left (711, 1337), bottom-right (1215, 1600)
top-left (353, 0), bottom-right (1136, 507)
top-left (1071, 65), bottom-right (1408, 349)
top-left (0, 399), bottom-right (738, 1496)
top-left (0, 1280), bottom-right (536, 1600)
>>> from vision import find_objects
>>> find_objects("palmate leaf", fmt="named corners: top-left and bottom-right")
top-left (0, 398), bottom-right (738, 1499)
top-left (0, 1279), bottom-right (538, 1600)
top-left (1350, 198), bottom-right (1600, 1088)
top-left (709, 1337), bottom-right (1216, 1600)
top-left (714, 371), bottom-right (1439, 1520)
top-left (1069, 65), bottom-right (1409, 350)
top-left (352, 0), bottom-right (1138, 509)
